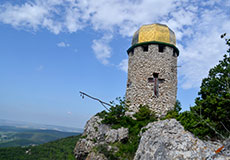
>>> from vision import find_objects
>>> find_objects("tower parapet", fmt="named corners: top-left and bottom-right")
top-left (126, 23), bottom-right (179, 116)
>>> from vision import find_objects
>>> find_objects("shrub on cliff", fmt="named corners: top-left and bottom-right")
top-left (163, 100), bottom-right (182, 120)
top-left (96, 99), bottom-right (157, 159)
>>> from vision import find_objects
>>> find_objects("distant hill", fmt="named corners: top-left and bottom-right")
top-left (0, 135), bottom-right (81, 160)
top-left (0, 119), bottom-right (83, 133)
top-left (0, 126), bottom-right (81, 148)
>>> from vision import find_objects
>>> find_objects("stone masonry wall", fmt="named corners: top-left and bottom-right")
top-left (126, 44), bottom-right (177, 116)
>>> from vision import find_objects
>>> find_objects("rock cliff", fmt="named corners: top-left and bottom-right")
top-left (135, 119), bottom-right (229, 160)
top-left (74, 115), bottom-right (128, 160)
top-left (74, 116), bottom-right (229, 160)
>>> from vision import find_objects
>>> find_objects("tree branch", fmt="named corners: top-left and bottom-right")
top-left (79, 91), bottom-right (112, 111)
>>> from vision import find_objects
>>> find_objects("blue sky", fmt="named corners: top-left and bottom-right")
top-left (0, 0), bottom-right (229, 128)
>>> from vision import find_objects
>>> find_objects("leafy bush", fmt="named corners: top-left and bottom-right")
top-left (97, 99), bottom-right (157, 159)
top-left (163, 100), bottom-right (182, 120)
top-left (96, 144), bottom-right (118, 160)
top-left (177, 111), bottom-right (217, 139)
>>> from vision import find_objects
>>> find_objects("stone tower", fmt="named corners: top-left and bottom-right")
top-left (126, 23), bottom-right (179, 116)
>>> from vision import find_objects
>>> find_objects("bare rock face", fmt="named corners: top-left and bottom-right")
top-left (82, 115), bottom-right (110, 142)
top-left (74, 115), bottom-right (129, 159)
top-left (85, 151), bottom-right (107, 160)
top-left (105, 127), bottom-right (129, 143)
top-left (134, 119), bottom-right (230, 160)
top-left (74, 139), bottom-right (94, 160)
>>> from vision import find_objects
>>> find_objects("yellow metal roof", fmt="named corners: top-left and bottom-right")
top-left (132, 24), bottom-right (176, 47)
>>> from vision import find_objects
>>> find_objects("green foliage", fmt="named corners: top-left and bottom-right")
top-left (96, 110), bottom-right (107, 119)
top-left (134, 105), bottom-right (157, 122)
top-left (97, 99), bottom-right (157, 159)
top-left (176, 34), bottom-right (230, 140)
top-left (0, 139), bottom-right (38, 148)
top-left (163, 100), bottom-right (182, 120)
top-left (187, 53), bottom-right (230, 139)
top-left (0, 135), bottom-right (81, 160)
top-left (177, 111), bottom-right (217, 139)
top-left (115, 105), bottom-right (156, 159)
top-left (101, 97), bottom-right (128, 127)
top-left (96, 144), bottom-right (118, 160)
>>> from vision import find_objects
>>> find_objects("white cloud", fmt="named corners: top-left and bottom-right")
top-left (0, 2), bottom-right (48, 30)
top-left (176, 7), bottom-right (230, 89)
top-left (92, 34), bottom-right (113, 65)
top-left (118, 59), bottom-right (128, 72)
top-left (0, 0), bottom-right (84, 34)
top-left (0, 0), bottom-right (178, 35)
top-left (67, 111), bottom-right (72, 115)
top-left (57, 41), bottom-right (70, 47)
top-left (0, 0), bottom-right (230, 89)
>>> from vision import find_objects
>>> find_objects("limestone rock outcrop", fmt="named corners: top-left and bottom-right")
top-left (134, 119), bottom-right (230, 160)
top-left (75, 115), bottom-right (230, 160)
top-left (85, 151), bottom-right (107, 160)
top-left (74, 115), bottom-right (128, 159)
top-left (105, 127), bottom-right (129, 143)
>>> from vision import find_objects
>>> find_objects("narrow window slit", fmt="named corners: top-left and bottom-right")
top-left (153, 73), bottom-right (159, 78)
top-left (173, 49), bottom-right (177, 57)
top-left (142, 45), bottom-right (148, 52)
top-left (158, 45), bottom-right (165, 52)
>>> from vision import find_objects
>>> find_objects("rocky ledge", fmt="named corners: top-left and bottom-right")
top-left (74, 115), bottom-right (128, 160)
top-left (74, 116), bottom-right (230, 160)
top-left (135, 119), bottom-right (229, 160)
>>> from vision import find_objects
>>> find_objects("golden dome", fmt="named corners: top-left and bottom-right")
top-left (128, 23), bottom-right (179, 55)
top-left (132, 23), bottom-right (176, 46)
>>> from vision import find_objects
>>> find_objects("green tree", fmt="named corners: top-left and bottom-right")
top-left (179, 34), bottom-right (230, 139)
